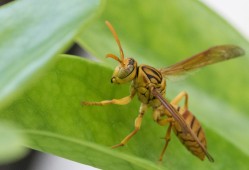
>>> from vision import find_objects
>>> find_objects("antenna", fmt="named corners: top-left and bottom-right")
top-left (105, 21), bottom-right (125, 66)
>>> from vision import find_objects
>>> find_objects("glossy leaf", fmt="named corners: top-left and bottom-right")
top-left (2, 54), bottom-right (249, 169)
top-left (0, 0), bottom-right (101, 108)
top-left (0, 0), bottom-right (101, 167)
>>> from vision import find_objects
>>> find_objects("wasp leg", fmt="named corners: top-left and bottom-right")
top-left (82, 96), bottom-right (132, 106)
top-left (170, 91), bottom-right (188, 110)
top-left (153, 91), bottom-right (189, 161)
top-left (152, 108), bottom-right (175, 161)
top-left (156, 118), bottom-right (174, 126)
top-left (112, 104), bottom-right (147, 148)
top-left (82, 87), bottom-right (136, 106)
top-left (153, 106), bottom-right (174, 126)
top-left (159, 123), bottom-right (172, 161)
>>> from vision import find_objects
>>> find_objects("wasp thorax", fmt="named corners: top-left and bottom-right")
top-left (111, 58), bottom-right (137, 84)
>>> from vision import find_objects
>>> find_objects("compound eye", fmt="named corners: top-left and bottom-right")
top-left (118, 64), bottom-right (134, 79)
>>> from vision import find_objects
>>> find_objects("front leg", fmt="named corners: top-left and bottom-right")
top-left (82, 87), bottom-right (136, 106)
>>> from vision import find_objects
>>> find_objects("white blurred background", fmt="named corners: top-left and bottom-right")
top-left (1, 0), bottom-right (248, 170)
top-left (202, 0), bottom-right (249, 40)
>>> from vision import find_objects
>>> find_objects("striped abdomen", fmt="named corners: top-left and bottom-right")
top-left (173, 109), bottom-right (207, 160)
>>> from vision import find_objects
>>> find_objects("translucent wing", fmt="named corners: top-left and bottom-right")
top-left (151, 88), bottom-right (214, 162)
top-left (160, 45), bottom-right (245, 77)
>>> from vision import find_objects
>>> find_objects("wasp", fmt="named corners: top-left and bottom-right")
top-left (82, 21), bottom-right (245, 162)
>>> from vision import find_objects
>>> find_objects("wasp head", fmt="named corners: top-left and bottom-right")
top-left (110, 57), bottom-right (137, 84)
top-left (105, 21), bottom-right (137, 84)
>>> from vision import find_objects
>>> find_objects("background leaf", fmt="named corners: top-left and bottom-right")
top-left (0, 0), bottom-right (101, 167)
top-left (0, 0), bottom-right (249, 170)
top-left (0, 0), bottom-right (101, 109)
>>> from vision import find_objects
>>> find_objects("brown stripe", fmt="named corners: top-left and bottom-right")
top-left (197, 126), bottom-right (202, 137)
top-left (142, 66), bottom-right (162, 83)
top-left (190, 116), bottom-right (196, 128)
top-left (177, 106), bottom-right (180, 111)
top-left (135, 66), bottom-right (139, 78)
top-left (145, 65), bottom-right (162, 79)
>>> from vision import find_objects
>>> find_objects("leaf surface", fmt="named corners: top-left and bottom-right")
top-left (0, 0), bottom-right (101, 108)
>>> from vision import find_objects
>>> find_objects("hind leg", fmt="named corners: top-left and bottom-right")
top-left (154, 91), bottom-right (189, 161)
top-left (153, 108), bottom-right (174, 161)
top-left (171, 91), bottom-right (189, 110)
top-left (159, 123), bottom-right (173, 161)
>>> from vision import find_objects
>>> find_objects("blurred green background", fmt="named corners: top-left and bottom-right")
top-left (0, 0), bottom-right (248, 170)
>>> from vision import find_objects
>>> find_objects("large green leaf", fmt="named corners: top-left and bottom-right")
top-left (2, 55), bottom-right (248, 170)
top-left (0, 0), bottom-right (249, 170)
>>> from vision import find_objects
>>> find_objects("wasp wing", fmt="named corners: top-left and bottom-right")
top-left (160, 45), bottom-right (245, 77)
top-left (151, 88), bottom-right (214, 162)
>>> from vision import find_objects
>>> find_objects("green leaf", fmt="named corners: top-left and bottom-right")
top-left (0, 0), bottom-right (101, 109)
top-left (1, 0), bottom-right (249, 170)
top-left (2, 54), bottom-right (249, 169)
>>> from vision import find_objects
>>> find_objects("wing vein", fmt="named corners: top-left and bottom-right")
top-left (160, 45), bottom-right (245, 77)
